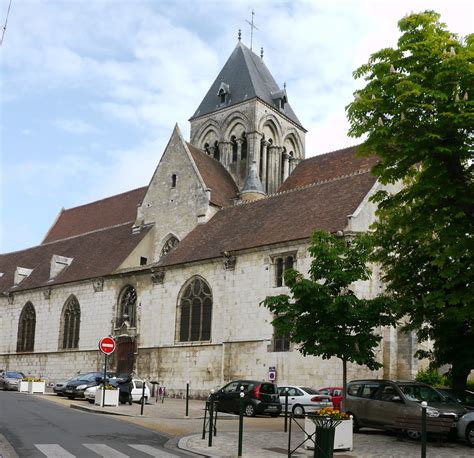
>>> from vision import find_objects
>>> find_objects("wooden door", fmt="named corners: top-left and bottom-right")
top-left (116, 340), bottom-right (135, 375)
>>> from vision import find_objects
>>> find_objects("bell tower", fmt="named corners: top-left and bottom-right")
top-left (189, 41), bottom-right (306, 194)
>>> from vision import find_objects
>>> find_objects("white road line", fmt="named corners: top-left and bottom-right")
top-left (128, 444), bottom-right (179, 457)
top-left (83, 443), bottom-right (129, 457)
top-left (35, 444), bottom-right (75, 457)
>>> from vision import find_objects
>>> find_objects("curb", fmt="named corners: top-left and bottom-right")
top-left (177, 435), bottom-right (211, 457)
top-left (70, 404), bottom-right (137, 417)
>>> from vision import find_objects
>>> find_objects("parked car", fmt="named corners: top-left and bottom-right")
top-left (277, 385), bottom-right (332, 416)
top-left (209, 380), bottom-right (281, 417)
top-left (53, 375), bottom-right (83, 396)
top-left (0, 371), bottom-right (25, 391)
top-left (457, 410), bottom-right (474, 447)
top-left (345, 379), bottom-right (466, 439)
top-left (437, 388), bottom-right (474, 411)
top-left (318, 386), bottom-right (343, 410)
top-left (84, 378), bottom-right (150, 404)
top-left (63, 372), bottom-right (117, 399)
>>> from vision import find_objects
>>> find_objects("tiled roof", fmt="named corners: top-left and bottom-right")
top-left (158, 170), bottom-right (377, 267)
top-left (187, 143), bottom-right (239, 207)
top-left (42, 187), bottom-right (147, 244)
top-left (0, 223), bottom-right (151, 294)
top-left (191, 42), bottom-right (302, 128)
top-left (280, 146), bottom-right (379, 192)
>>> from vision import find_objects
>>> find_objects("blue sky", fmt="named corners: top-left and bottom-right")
top-left (1, 0), bottom-right (472, 253)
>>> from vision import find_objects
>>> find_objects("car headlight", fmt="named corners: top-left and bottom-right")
top-left (426, 408), bottom-right (440, 417)
top-left (76, 384), bottom-right (87, 390)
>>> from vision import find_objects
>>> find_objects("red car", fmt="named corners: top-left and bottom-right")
top-left (318, 387), bottom-right (343, 410)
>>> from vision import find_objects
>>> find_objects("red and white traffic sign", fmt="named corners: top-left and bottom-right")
top-left (98, 336), bottom-right (116, 355)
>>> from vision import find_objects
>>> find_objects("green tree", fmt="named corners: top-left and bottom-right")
top-left (346, 11), bottom-right (474, 390)
top-left (261, 231), bottom-right (395, 409)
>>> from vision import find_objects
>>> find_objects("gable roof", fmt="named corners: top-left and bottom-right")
top-left (191, 42), bottom-right (302, 128)
top-left (158, 170), bottom-right (377, 268)
top-left (0, 223), bottom-right (151, 294)
top-left (42, 187), bottom-right (147, 244)
top-left (280, 145), bottom-right (379, 192)
top-left (186, 143), bottom-right (239, 207)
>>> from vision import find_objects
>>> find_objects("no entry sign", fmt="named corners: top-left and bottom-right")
top-left (99, 336), bottom-right (116, 355)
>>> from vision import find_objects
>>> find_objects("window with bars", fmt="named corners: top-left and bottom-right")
top-left (116, 285), bottom-right (137, 328)
top-left (59, 295), bottom-right (81, 350)
top-left (274, 254), bottom-right (295, 287)
top-left (17, 302), bottom-right (36, 352)
top-left (272, 327), bottom-right (291, 352)
top-left (178, 276), bottom-right (212, 342)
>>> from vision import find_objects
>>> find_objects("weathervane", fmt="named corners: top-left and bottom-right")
top-left (245, 10), bottom-right (259, 51)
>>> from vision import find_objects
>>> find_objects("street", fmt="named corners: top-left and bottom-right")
top-left (0, 391), bottom-right (185, 457)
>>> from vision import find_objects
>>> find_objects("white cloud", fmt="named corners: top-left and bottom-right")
top-left (53, 119), bottom-right (98, 134)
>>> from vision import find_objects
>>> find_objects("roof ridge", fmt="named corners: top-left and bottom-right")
top-left (219, 168), bottom-right (374, 210)
top-left (61, 186), bottom-right (147, 212)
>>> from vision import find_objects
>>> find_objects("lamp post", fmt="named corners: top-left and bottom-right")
top-left (238, 386), bottom-right (244, 456)
top-left (185, 380), bottom-right (190, 417)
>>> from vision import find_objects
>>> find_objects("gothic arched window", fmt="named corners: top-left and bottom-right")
top-left (241, 132), bottom-right (247, 159)
top-left (160, 236), bottom-right (179, 258)
top-left (17, 302), bottom-right (36, 352)
top-left (177, 276), bottom-right (212, 342)
top-left (59, 295), bottom-right (81, 350)
top-left (231, 136), bottom-right (238, 162)
top-left (116, 285), bottom-right (137, 328)
top-left (213, 140), bottom-right (220, 161)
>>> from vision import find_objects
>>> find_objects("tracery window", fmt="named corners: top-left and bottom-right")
top-left (177, 276), bottom-right (212, 342)
top-left (17, 302), bottom-right (36, 352)
top-left (116, 285), bottom-right (137, 328)
top-left (274, 254), bottom-right (295, 287)
top-left (160, 236), bottom-right (179, 258)
top-left (59, 295), bottom-right (81, 350)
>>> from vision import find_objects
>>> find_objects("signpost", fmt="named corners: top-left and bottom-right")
top-left (98, 336), bottom-right (116, 407)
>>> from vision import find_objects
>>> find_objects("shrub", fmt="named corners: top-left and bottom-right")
top-left (415, 367), bottom-right (447, 387)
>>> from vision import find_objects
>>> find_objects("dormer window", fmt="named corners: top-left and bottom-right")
top-left (14, 267), bottom-right (33, 286)
top-left (171, 174), bottom-right (177, 188)
top-left (217, 82), bottom-right (230, 106)
top-left (271, 89), bottom-right (288, 111)
top-left (50, 255), bottom-right (73, 280)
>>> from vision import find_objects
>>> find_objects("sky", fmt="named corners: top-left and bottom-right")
top-left (1, 0), bottom-right (472, 254)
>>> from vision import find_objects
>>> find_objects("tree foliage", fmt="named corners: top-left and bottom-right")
top-left (346, 11), bottom-right (474, 389)
top-left (262, 231), bottom-right (395, 405)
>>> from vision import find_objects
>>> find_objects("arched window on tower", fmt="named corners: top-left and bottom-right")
top-left (116, 285), bottom-right (137, 328)
top-left (17, 302), bottom-right (36, 352)
top-left (219, 88), bottom-right (226, 104)
top-left (204, 143), bottom-right (210, 155)
top-left (177, 276), bottom-right (212, 342)
top-left (160, 235), bottom-right (179, 258)
top-left (231, 136), bottom-right (238, 162)
top-left (241, 132), bottom-right (247, 160)
top-left (59, 295), bottom-right (81, 350)
top-left (213, 140), bottom-right (220, 161)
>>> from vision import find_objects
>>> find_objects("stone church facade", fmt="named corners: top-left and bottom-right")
top-left (0, 41), bottom-right (417, 397)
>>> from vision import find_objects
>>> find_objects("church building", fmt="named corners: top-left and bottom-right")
top-left (0, 40), bottom-right (418, 396)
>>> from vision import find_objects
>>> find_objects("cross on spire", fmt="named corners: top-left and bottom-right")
top-left (245, 10), bottom-right (259, 51)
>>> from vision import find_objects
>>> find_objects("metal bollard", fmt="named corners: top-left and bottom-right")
top-left (421, 401), bottom-right (427, 458)
top-left (238, 386), bottom-right (244, 456)
top-left (140, 379), bottom-right (146, 416)
top-left (185, 380), bottom-right (190, 417)
top-left (284, 388), bottom-right (289, 433)
top-left (208, 395), bottom-right (214, 447)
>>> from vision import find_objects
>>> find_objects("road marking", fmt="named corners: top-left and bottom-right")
top-left (35, 444), bottom-right (75, 457)
top-left (129, 444), bottom-right (179, 457)
top-left (83, 443), bottom-right (129, 457)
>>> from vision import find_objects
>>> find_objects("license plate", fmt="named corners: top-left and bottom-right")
top-left (65, 389), bottom-right (73, 393)
top-left (268, 406), bottom-right (277, 410)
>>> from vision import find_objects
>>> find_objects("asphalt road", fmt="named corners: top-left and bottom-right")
top-left (0, 391), bottom-right (187, 457)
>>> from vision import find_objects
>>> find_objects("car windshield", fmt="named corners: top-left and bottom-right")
top-left (5, 372), bottom-right (23, 379)
top-left (398, 384), bottom-right (446, 402)
top-left (301, 387), bottom-right (320, 395)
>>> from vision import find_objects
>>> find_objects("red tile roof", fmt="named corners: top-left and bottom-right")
top-left (280, 145), bottom-right (379, 192)
top-left (186, 143), bottom-right (239, 207)
top-left (42, 187), bottom-right (148, 244)
top-left (158, 170), bottom-right (377, 267)
top-left (0, 223), bottom-right (151, 294)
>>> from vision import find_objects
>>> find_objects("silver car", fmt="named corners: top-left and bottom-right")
top-left (457, 410), bottom-right (474, 447)
top-left (345, 379), bottom-right (466, 439)
top-left (277, 385), bottom-right (333, 416)
top-left (0, 371), bottom-right (25, 390)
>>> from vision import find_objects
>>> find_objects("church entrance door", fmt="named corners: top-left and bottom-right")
top-left (116, 340), bottom-right (135, 375)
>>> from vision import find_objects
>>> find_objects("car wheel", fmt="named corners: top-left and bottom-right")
top-left (88, 399), bottom-right (94, 404)
top-left (466, 423), bottom-right (474, 447)
top-left (406, 429), bottom-right (421, 440)
top-left (293, 405), bottom-right (305, 417)
top-left (347, 413), bottom-right (360, 433)
top-left (67, 396), bottom-right (75, 400)
top-left (244, 403), bottom-right (257, 417)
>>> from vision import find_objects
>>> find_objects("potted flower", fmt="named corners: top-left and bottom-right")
top-left (305, 408), bottom-right (353, 454)
top-left (24, 377), bottom-right (45, 394)
top-left (94, 384), bottom-right (119, 407)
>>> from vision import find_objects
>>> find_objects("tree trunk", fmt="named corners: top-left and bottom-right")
top-left (342, 358), bottom-right (347, 412)
top-left (451, 364), bottom-right (470, 392)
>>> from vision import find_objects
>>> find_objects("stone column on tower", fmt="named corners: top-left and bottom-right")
top-left (267, 145), bottom-right (280, 194)
top-left (282, 150), bottom-right (290, 181)
top-left (219, 141), bottom-right (232, 168)
top-left (236, 138), bottom-right (244, 188)
top-left (246, 131), bottom-right (262, 176)
top-left (261, 140), bottom-right (268, 192)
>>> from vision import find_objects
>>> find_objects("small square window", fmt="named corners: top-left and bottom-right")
top-left (171, 174), bottom-right (177, 188)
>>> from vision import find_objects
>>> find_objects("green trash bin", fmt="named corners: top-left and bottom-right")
top-left (310, 415), bottom-right (342, 458)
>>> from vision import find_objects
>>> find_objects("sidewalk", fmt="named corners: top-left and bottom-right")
top-left (38, 393), bottom-right (472, 457)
